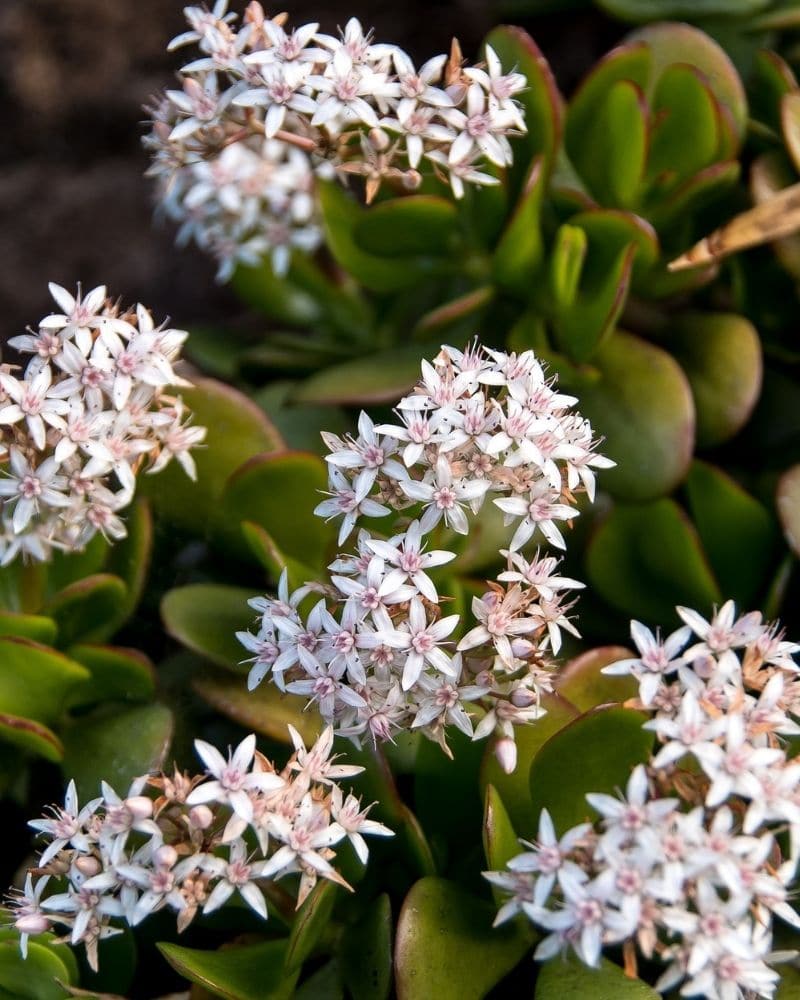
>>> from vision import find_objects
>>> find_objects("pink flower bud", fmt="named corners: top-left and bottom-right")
top-left (494, 737), bottom-right (517, 775)
top-left (189, 805), bottom-right (213, 830)
top-left (511, 687), bottom-right (537, 708)
top-left (15, 913), bottom-right (51, 934)
top-left (153, 844), bottom-right (178, 869)
top-left (368, 127), bottom-right (390, 152)
top-left (124, 795), bottom-right (154, 819)
top-left (74, 855), bottom-right (102, 877)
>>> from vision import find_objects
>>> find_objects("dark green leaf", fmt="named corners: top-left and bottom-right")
top-left (0, 638), bottom-right (89, 725)
top-left (414, 728), bottom-right (484, 842)
top-left (750, 50), bottom-right (798, 135)
top-left (586, 499), bottom-right (721, 624)
top-left (162, 584), bottom-right (254, 672)
top-left (555, 646), bottom-right (638, 712)
top-left (493, 158), bottom-right (546, 297)
top-left (646, 65), bottom-right (721, 187)
top-left (252, 382), bottom-right (349, 455)
top-left (285, 881), bottom-right (338, 971)
top-left (62, 704), bottom-right (173, 800)
top-left (483, 785), bottom-right (520, 873)
top-left (685, 461), bottom-right (779, 605)
top-left (43, 575), bottom-right (128, 646)
top-left (354, 197), bottom-right (459, 257)
top-left (529, 706), bottom-right (653, 834)
top-left (414, 287), bottom-right (494, 338)
top-left (0, 937), bottom-right (75, 1000)
top-left (158, 939), bottom-right (296, 1000)
top-left (394, 877), bottom-right (530, 1000)
top-left (295, 960), bottom-right (343, 1000)
top-left (597, 0), bottom-right (766, 21)
top-left (339, 894), bottom-right (393, 1000)
top-left (105, 499), bottom-right (152, 622)
top-left (536, 953), bottom-right (659, 998)
top-left (67, 645), bottom-right (155, 706)
top-left (291, 346), bottom-right (431, 406)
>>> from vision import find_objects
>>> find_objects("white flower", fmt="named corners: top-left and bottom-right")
top-left (186, 734), bottom-right (285, 823)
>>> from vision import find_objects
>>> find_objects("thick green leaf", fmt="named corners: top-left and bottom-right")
top-left (483, 785), bottom-right (520, 873)
top-left (319, 181), bottom-right (445, 293)
top-left (291, 346), bottom-right (430, 406)
top-left (394, 877), bottom-right (530, 1000)
top-left (285, 881), bottom-right (338, 971)
top-left (43, 575), bottom-right (128, 646)
top-left (339, 894), bottom-right (393, 1000)
top-left (685, 461), bottom-right (779, 605)
top-left (529, 706), bottom-right (653, 834)
top-left (777, 464), bottom-right (800, 559)
top-left (750, 50), bottom-right (798, 136)
top-left (648, 160), bottom-right (740, 236)
top-left (669, 312), bottom-right (762, 448)
top-left (0, 610), bottom-right (56, 645)
top-left (232, 264), bottom-right (322, 326)
top-left (253, 382), bottom-right (349, 455)
top-left (575, 80), bottom-right (648, 209)
top-left (586, 499), bottom-right (721, 625)
top-left (354, 197), bottom-right (459, 257)
top-left (555, 330), bottom-right (694, 500)
top-left (295, 960), bottom-right (343, 1000)
top-left (555, 645), bottom-right (637, 712)
top-left (44, 534), bottom-right (109, 600)
top-left (0, 637), bottom-right (89, 725)
top-left (0, 937), bottom-right (74, 1000)
top-left (597, 0), bottom-right (767, 20)
top-left (139, 378), bottom-right (283, 535)
top-left (192, 669), bottom-right (318, 745)
top-left (220, 451), bottom-right (334, 571)
top-left (240, 522), bottom-right (319, 590)
top-left (158, 939), bottom-right (295, 1000)
top-left (0, 713), bottom-right (63, 762)
top-left (536, 953), bottom-right (659, 999)
top-left (61, 704), bottom-right (173, 800)
top-left (646, 64), bottom-right (721, 187)
top-left (162, 583), bottom-right (255, 673)
top-left (414, 287), bottom-right (494, 338)
top-left (414, 728), bottom-right (485, 843)
top-left (105, 499), bottom-right (152, 621)
top-left (549, 224), bottom-right (587, 310)
top-left (484, 26), bottom-right (562, 185)
top-left (566, 44), bottom-right (652, 176)
top-left (67, 645), bottom-right (155, 706)
top-left (776, 964), bottom-right (800, 998)
top-left (479, 693), bottom-right (579, 836)
top-left (493, 158), bottom-right (546, 297)
top-left (626, 22), bottom-right (748, 140)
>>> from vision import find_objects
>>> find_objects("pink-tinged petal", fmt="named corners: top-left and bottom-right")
top-left (193, 739), bottom-right (227, 778)
top-left (203, 880), bottom-right (235, 914)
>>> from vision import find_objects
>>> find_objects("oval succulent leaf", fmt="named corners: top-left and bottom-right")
top-left (536, 953), bottom-right (659, 999)
top-left (157, 939), bottom-right (296, 1000)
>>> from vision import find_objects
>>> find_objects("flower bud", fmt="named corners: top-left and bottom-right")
top-left (189, 805), bottom-right (214, 830)
top-left (494, 737), bottom-right (517, 775)
top-left (511, 687), bottom-right (538, 708)
top-left (368, 127), bottom-right (390, 152)
top-left (403, 170), bottom-right (422, 190)
top-left (153, 844), bottom-right (178, 869)
top-left (125, 795), bottom-right (154, 819)
top-left (15, 913), bottom-right (51, 935)
top-left (73, 855), bottom-right (102, 877)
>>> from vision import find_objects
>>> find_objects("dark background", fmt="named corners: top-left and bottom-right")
top-left (0, 0), bottom-right (619, 339)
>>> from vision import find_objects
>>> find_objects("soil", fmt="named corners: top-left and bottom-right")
top-left (0, 0), bottom-right (621, 341)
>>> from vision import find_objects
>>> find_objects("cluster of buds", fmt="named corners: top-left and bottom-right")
top-left (0, 284), bottom-right (205, 564)
top-left (8, 726), bottom-right (391, 971)
top-left (144, 1), bottom-right (527, 280)
top-left (238, 341), bottom-right (611, 770)
top-left (486, 602), bottom-right (800, 999)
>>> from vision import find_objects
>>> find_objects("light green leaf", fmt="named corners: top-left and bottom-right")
top-left (394, 877), bottom-right (531, 1000)
top-left (0, 937), bottom-right (74, 1000)
top-left (291, 346), bottom-right (431, 407)
top-left (158, 939), bottom-right (296, 1000)
top-left (0, 610), bottom-right (56, 645)
top-left (0, 638), bottom-right (89, 725)
top-left (483, 785), bottom-right (521, 873)
top-left (43, 575), bottom-right (128, 646)
top-left (67, 645), bottom-right (155, 706)
top-left (493, 157), bottom-right (546, 297)
top-left (162, 584), bottom-right (255, 672)
top-left (285, 881), bottom-right (338, 971)
top-left (555, 646), bottom-right (638, 712)
top-left (0, 713), bottom-right (63, 762)
top-left (354, 197), bottom-right (459, 257)
top-left (536, 953), bottom-right (659, 998)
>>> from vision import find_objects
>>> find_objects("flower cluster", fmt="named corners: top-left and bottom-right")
top-left (486, 602), bottom-right (800, 999)
top-left (8, 727), bottom-right (391, 971)
top-left (0, 284), bottom-right (205, 564)
top-left (144, 2), bottom-right (527, 280)
top-left (238, 341), bottom-right (611, 770)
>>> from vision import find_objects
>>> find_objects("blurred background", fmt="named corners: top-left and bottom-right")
top-left (0, 0), bottom-right (621, 337)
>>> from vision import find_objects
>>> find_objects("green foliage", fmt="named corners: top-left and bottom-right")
top-left (536, 954), bottom-right (660, 998)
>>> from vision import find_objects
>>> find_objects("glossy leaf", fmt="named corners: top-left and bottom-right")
top-left (0, 712), bottom-right (63, 762)
top-left (586, 499), bottom-right (721, 625)
top-left (484, 26), bottom-right (562, 186)
top-left (483, 785), bottom-right (520, 873)
top-left (285, 881), bottom-right (338, 971)
top-left (668, 312), bottom-right (762, 448)
top-left (354, 196), bottom-right (459, 257)
top-left (555, 330), bottom-right (694, 500)
top-left (626, 22), bottom-right (748, 140)
top-left (493, 158), bottom-right (546, 298)
top-left (67, 645), bottom-right (155, 706)
top-left (319, 181), bottom-right (445, 293)
top-left (414, 287), bottom-right (494, 337)
top-left (0, 610), bottom-right (56, 645)
top-left (162, 584), bottom-right (255, 672)
top-left (43, 574), bottom-right (128, 646)
top-left (158, 939), bottom-right (295, 1000)
top-left (220, 451), bottom-right (334, 571)
top-left (139, 378), bottom-right (283, 535)
top-left (480, 692), bottom-right (580, 835)
top-left (394, 877), bottom-right (530, 1000)
top-left (529, 706), bottom-right (653, 834)
top-left (685, 461), bottom-right (778, 605)
top-left (339, 894), bottom-right (393, 1000)
top-left (555, 645), bottom-right (638, 712)
top-left (0, 638), bottom-right (89, 725)
top-left (192, 669), bottom-right (318, 745)
top-left (777, 464), bottom-right (800, 559)
top-left (549, 224), bottom-right (587, 311)
top-left (253, 382), bottom-right (349, 455)
top-left (61, 704), bottom-right (173, 801)
top-left (750, 50), bottom-right (798, 135)
top-left (646, 65), bottom-right (721, 186)
top-left (291, 345), bottom-right (432, 406)
top-left (536, 953), bottom-right (659, 999)
top-left (0, 936), bottom-right (75, 1000)
top-left (240, 522), bottom-right (319, 590)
